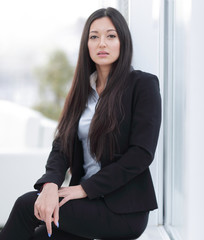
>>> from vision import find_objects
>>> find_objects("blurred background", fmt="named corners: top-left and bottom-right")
top-left (0, 0), bottom-right (203, 240)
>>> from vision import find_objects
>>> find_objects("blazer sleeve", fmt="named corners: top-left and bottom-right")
top-left (34, 139), bottom-right (69, 190)
top-left (81, 73), bottom-right (161, 199)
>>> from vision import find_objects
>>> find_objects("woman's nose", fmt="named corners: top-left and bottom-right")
top-left (99, 36), bottom-right (106, 47)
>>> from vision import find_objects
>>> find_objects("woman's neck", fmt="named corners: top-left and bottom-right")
top-left (96, 65), bottom-right (110, 95)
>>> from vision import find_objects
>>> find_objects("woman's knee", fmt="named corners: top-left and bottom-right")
top-left (14, 191), bottom-right (38, 212)
top-left (125, 211), bottom-right (149, 238)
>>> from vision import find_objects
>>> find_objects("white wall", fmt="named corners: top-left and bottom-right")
top-left (0, 151), bottom-right (48, 225)
top-left (0, 100), bottom-right (57, 226)
top-left (0, 100), bottom-right (56, 149)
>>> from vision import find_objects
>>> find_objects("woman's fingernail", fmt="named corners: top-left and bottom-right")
top-left (48, 233), bottom-right (51, 237)
top-left (57, 222), bottom-right (59, 228)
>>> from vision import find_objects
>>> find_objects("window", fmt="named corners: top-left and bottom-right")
top-left (163, 0), bottom-right (187, 239)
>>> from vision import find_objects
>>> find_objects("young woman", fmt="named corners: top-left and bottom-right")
top-left (0, 7), bottom-right (161, 240)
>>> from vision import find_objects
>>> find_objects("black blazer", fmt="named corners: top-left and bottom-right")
top-left (34, 70), bottom-right (161, 214)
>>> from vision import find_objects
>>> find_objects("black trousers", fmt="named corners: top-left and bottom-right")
top-left (0, 191), bottom-right (149, 240)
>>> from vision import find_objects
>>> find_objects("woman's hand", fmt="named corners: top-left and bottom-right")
top-left (58, 185), bottom-right (87, 207)
top-left (34, 183), bottom-right (59, 237)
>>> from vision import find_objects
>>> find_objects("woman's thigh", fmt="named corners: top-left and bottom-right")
top-left (57, 197), bottom-right (149, 240)
top-left (9, 191), bottom-right (148, 240)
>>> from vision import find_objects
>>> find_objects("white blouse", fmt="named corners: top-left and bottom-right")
top-left (78, 72), bottom-right (101, 181)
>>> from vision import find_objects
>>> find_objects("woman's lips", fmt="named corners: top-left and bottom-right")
top-left (97, 51), bottom-right (109, 56)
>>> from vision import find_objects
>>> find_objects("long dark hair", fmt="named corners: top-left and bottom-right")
top-left (55, 7), bottom-right (133, 165)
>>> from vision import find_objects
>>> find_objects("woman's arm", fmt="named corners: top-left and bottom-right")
top-left (34, 139), bottom-right (69, 190)
top-left (33, 140), bottom-right (70, 237)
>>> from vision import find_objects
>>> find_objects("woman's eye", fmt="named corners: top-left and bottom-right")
top-left (90, 35), bottom-right (98, 39)
top-left (108, 34), bottom-right (116, 38)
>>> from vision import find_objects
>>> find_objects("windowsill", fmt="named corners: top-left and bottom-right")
top-left (138, 226), bottom-right (171, 240)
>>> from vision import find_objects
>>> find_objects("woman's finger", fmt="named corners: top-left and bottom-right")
top-left (45, 215), bottom-right (52, 237)
top-left (59, 196), bottom-right (70, 207)
top-left (58, 188), bottom-right (67, 195)
top-left (53, 204), bottom-right (59, 228)
top-left (58, 190), bottom-right (70, 198)
top-left (34, 205), bottom-right (43, 221)
top-left (58, 187), bottom-right (66, 194)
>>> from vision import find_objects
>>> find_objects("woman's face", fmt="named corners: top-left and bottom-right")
top-left (88, 17), bottom-right (120, 70)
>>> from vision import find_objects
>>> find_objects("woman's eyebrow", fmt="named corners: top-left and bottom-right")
top-left (89, 29), bottom-right (117, 33)
top-left (89, 30), bottom-right (98, 33)
top-left (107, 29), bottom-right (117, 32)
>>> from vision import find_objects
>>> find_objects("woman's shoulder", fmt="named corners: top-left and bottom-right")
top-left (124, 69), bottom-right (160, 98)
top-left (127, 69), bottom-right (159, 89)
top-left (128, 69), bottom-right (159, 82)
